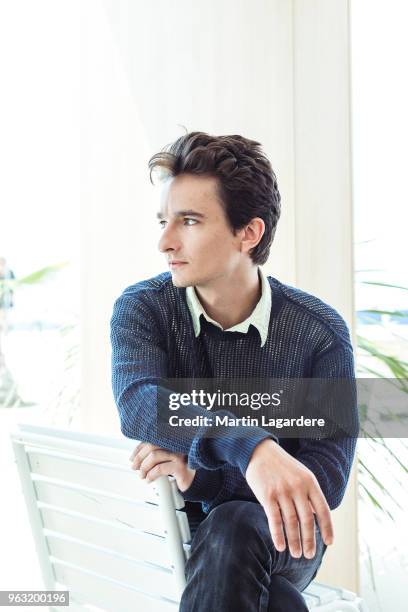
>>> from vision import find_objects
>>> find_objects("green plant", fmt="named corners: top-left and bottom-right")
top-left (0, 262), bottom-right (67, 297)
top-left (356, 281), bottom-right (408, 510)
top-left (356, 280), bottom-right (408, 596)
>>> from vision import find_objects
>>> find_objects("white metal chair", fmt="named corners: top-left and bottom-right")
top-left (11, 424), bottom-right (368, 612)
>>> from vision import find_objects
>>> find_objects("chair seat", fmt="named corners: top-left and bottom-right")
top-left (303, 581), bottom-right (368, 611)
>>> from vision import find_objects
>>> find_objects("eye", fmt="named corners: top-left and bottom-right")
top-left (184, 218), bottom-right (198, 226)
top-left (158, 220), bottom-right (167, 229)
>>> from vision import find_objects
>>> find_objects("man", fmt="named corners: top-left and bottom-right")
top-left (111, 132), bottom-right (358, 611)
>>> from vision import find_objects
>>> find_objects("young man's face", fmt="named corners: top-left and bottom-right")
top-left (157, 174), bottom-right (245, 288)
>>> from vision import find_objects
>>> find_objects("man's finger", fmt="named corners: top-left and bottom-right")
top-left (145, 461), bottom-right (175, 483)
top-left (309, 488), bottom-right (333, 546)
top-left (129, 442), bottom-right (144, 462)
top-left (294, 496), bottom-right (316, 559)
top-left (130, 443), bottom-right (159, 470)
top-left (139, 449), bottom-right (175, 478)
top-left (279, 496), bottom-right (302, 558)
top-left (265, 499), bottom-right (286, 553)
top-left (129, 441), bottom-right (158, 462)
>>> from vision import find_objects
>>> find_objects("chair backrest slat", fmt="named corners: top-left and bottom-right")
top-left (33, 478), bottom-right (167, 536)
top-left (26, 448), bottom-right (162, 505)
top-left (52, 560), bottom-right (179, 612)
top-left (46, 532), bottom-right (179, 601)
top-left (39, 504), bottom-right (173, 568)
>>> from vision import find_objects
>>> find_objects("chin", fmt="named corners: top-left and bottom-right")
top-left (170, 273), bottom-right (191, 288)
top-left (170, 270), bottom-right (202, 288)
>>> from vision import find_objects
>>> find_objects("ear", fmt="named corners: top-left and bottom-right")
top-left (239, 218), bottom-right (265, 255)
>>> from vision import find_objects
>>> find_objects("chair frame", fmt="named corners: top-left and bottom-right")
top-left (10, 423), bottom-right (368, 612)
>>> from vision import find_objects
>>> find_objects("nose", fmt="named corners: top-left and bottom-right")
top-left (158, 222), bottom-right (181, 254)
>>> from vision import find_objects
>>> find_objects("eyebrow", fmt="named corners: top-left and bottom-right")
top-left (156, 209), bottom-right (206, 220)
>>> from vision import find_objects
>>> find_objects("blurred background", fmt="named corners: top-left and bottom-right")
top-left (0, 1), bottom-right (407, 610)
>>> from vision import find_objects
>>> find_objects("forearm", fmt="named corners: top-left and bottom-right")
top-left (118, 382), bottom-right (274, 474)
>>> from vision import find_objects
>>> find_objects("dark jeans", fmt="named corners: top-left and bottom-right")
top-left (181, 500), bottom-right (327, 612)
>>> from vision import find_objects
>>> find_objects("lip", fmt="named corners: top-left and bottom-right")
top-left (168, 261), bottom-right (187, 268)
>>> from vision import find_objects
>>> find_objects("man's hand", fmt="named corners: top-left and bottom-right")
top-left (129, 442), bottom-right (196, 492)
top-left (245, 439), bottom-right (333, 559)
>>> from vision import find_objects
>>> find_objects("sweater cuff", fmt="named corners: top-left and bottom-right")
top-left (210, 428), bottom-right (278, 475)
top-left (179, 467), bottom-right (223, 503)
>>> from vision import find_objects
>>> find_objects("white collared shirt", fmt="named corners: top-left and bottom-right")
top-left (186, 267), bottom-right (272, 347)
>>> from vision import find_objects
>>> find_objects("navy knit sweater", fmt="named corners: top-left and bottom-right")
top-left (111, 272), bottom-right (357, 513)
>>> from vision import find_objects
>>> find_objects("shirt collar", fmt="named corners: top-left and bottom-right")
top-left (186, 267), bottom-right (272, 347)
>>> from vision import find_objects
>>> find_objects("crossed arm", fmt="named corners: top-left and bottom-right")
top-left (130, 437), bottom-right (335, 560)
top-left (111, 293), bottom-right (357, 560)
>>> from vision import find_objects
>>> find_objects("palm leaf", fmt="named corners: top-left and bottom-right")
top-left (360, 281), bottom-right (408, 291)
top-left (17, 262), bottom-right (68, 285)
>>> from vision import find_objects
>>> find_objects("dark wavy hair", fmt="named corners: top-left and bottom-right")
top-left (148, 131), bottom-right (281, 265)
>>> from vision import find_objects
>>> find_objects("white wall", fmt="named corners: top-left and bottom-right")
top-left (80, 0), bottom-right (357, 591)
top-left (80, 0), bottom-right (296, 432)
top-left (291, 0), bottom-right (358, 591)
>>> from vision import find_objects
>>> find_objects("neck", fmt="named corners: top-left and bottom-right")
top-left (194, 265), bottom-right (261, 329)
